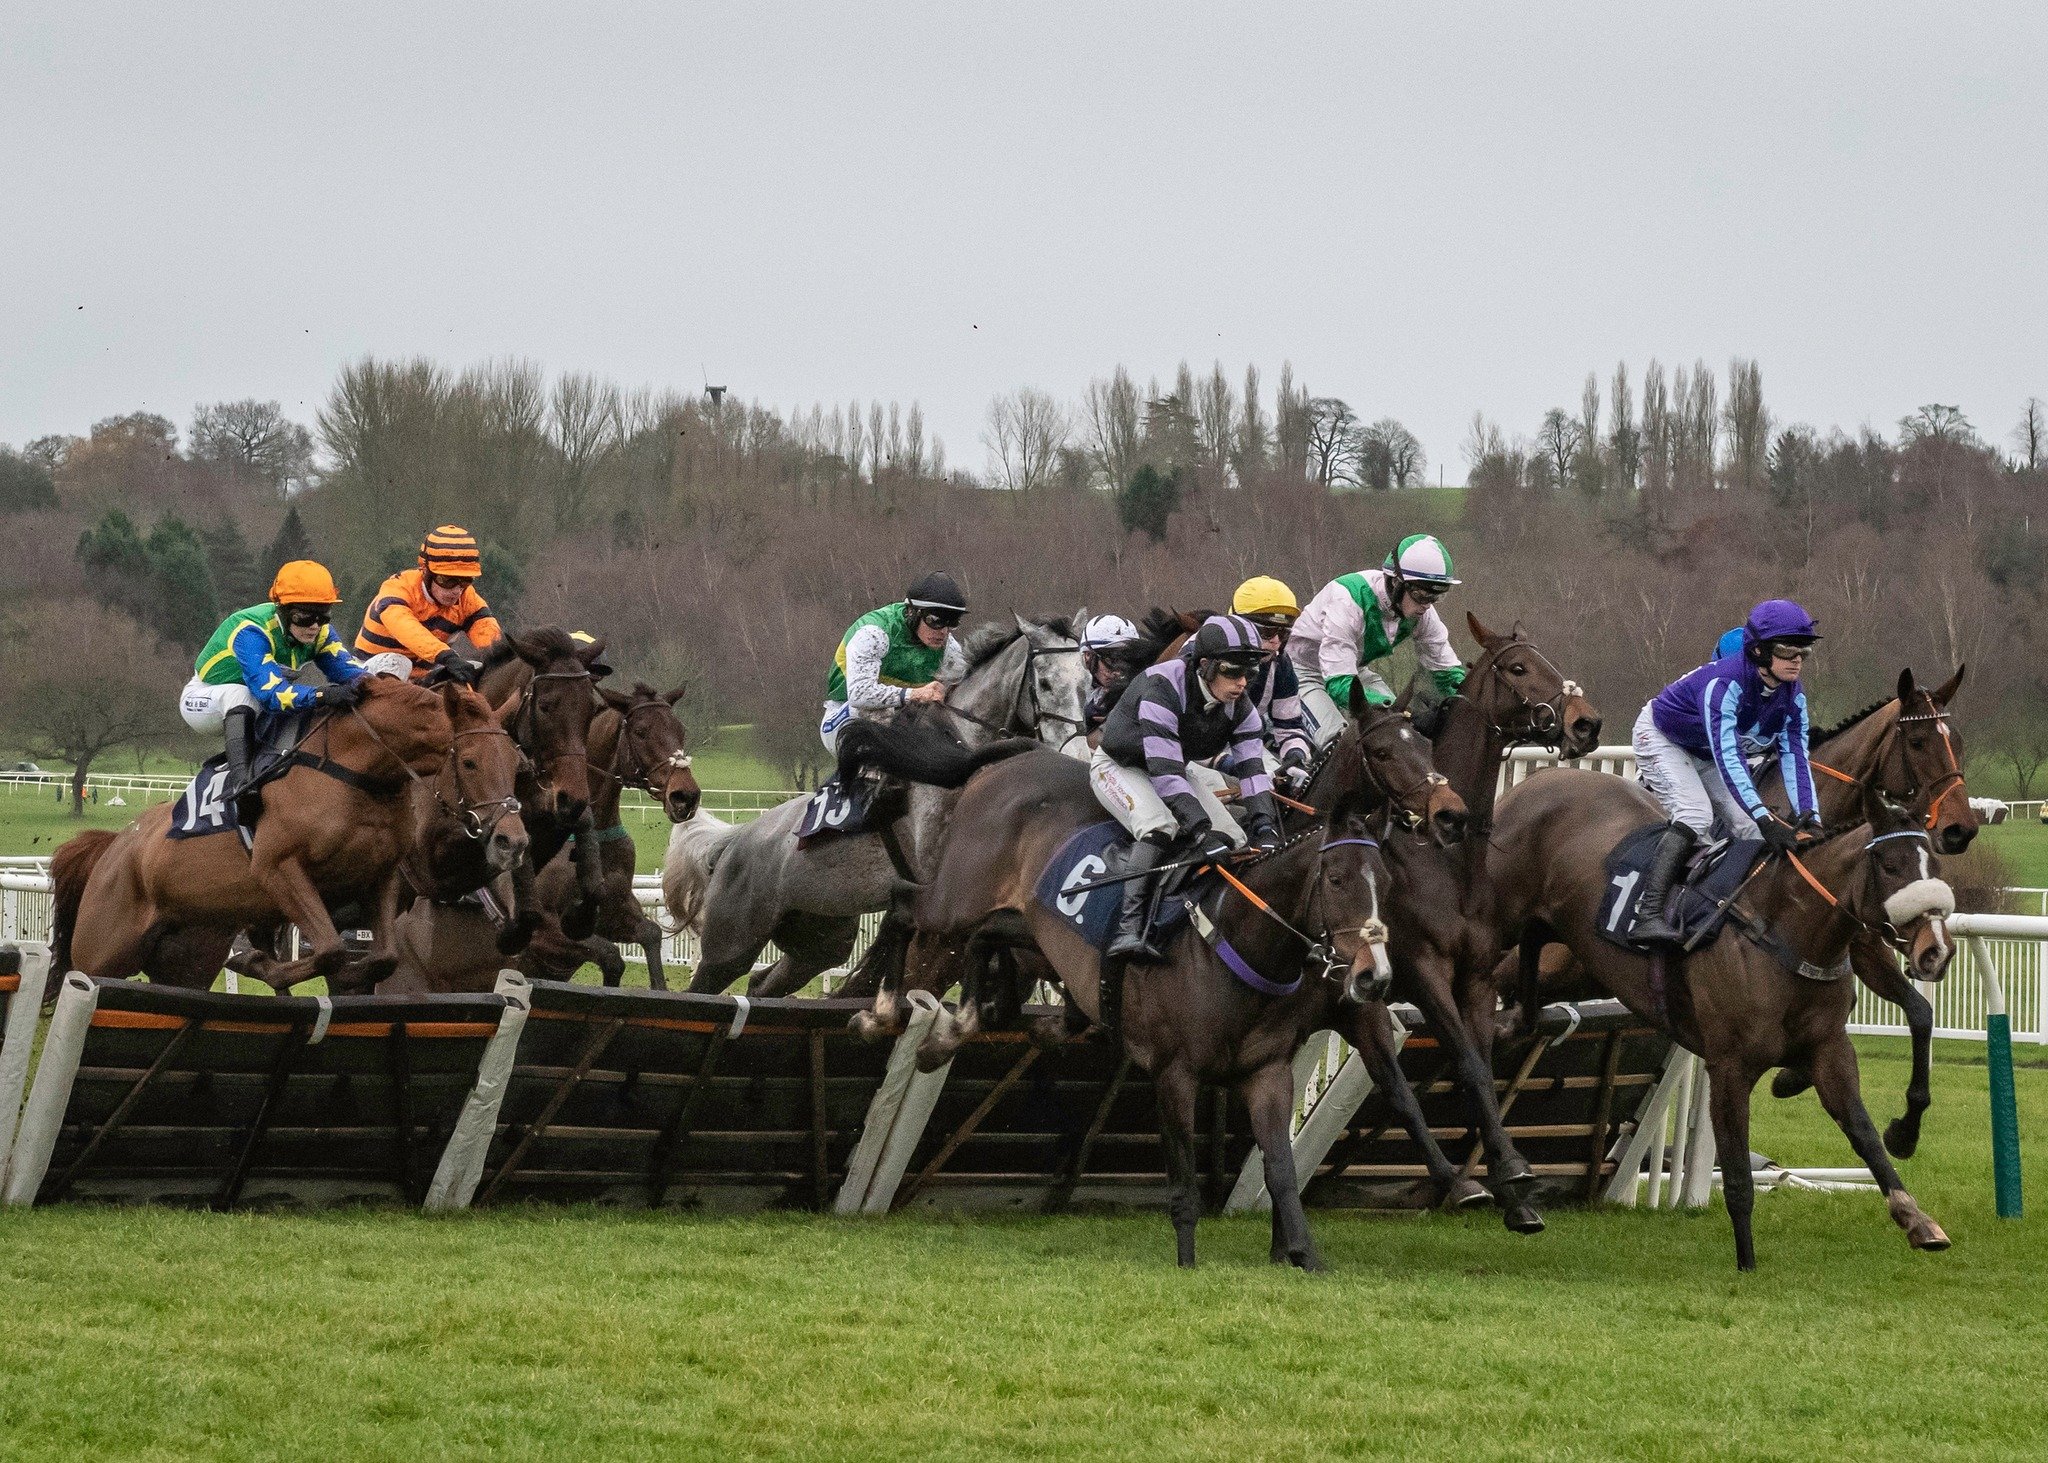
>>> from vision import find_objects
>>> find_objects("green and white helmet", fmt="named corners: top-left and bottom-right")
top-left (1384, 533), bottom-right (1460, 589)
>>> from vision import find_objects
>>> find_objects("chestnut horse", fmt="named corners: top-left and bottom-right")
top-left (50, 679), bottom-right (524, 993)
top-left (836, 699), bottom-right (1466, 1269)
top-left (1493, 770), bottom-right (1956, 1269)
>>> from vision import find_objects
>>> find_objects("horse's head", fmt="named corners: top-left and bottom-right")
top-left (1856, 786), bottom-right (1958, 982)
top-left (600, 681), bottom-right (701, 822)
top-left (499, 627), bottom-right (606, 822)
top-left (1464, 613), bottom-right (1602, 757)
top-left (1309, 809), bottom-right (1397, 1006)
top-left (1890, 666), bottom-right (1976, 855)
top-left (439, 683), bottom-right (529, 873)
top-left (1338, 687), bottom-right (1467, 846)
top-left (951, 615), bottom-right (1089, 749)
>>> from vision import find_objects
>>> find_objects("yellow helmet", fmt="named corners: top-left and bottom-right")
top-left (269, 560), bottom-right (342, 606)
top-left (1231, 575), bottom-right (1299, 623)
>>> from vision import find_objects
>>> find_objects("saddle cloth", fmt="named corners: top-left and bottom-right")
top-left (1029, 820), bottom-right (1202, 953)
top-left (166, 711), bottom-right (311, 842)
top-left (1596, 824), bottom-right (1766, 953)
top-left (794, 773), bottom-right (878, 846)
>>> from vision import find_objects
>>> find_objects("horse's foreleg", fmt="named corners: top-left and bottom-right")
top-left (560, 814), bottom-right (603, 942)
top-left (245, 854), bottom-right (350, 992)
top-left (1243, 1060), bottom-right (1322, 1271)
top-left (636, 916), bottom-right (670, 991)
top-left (1404, 950), bottom-right (1541, 1231)
top-left (1849, 939), bottom-right (1934, 1158)
top-left (1154, 1062), bottom-right (1202, 1269)
top-left (1808, 1034), bottom-right (1950, 1254)
top-left (499, 859), bottom-right (541, 956)
top-left (1348, 999), bottom-right (1488, 1210)
top-left (1706, 1058), bottom-right (1760, 1271)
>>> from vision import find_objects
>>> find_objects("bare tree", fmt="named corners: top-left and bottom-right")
top-left (1233, 364), bottom-right (1269, 484)
top-left (0, 600), bottom-right (183, 814)
top-left (2011, 397), bottom-right (2046, 472)
top-left (1608, 361), bottom-right (1640, 493)
top-left (1358, 418), bottom-right (1425, 489)
top-left (983, 388), bottom-right (1072, 492)
top-left (1536, 408), bottom-right (1583, 490)
top-left (1640, 358), bottom-right (1671, 497)
top-left (1082, 367), bottom-right (1143, 491)
top-left (1899, 404), bottom-right (1976, 446)
top-left (1573, 373), bottom-right (1605, 495)
top-left (1273, 363), bottom-right (1312, 480)
top-left (1722, 358), bottom-right (1771, 493)
top-left (1304, 398), bottom-right (1358, 489)
top-left (1195, 362), bottom-right (1237, 489)
top-left (190, 399), bottom-right (316, 494)
top-left (548, 372), bottom-right (622, 528)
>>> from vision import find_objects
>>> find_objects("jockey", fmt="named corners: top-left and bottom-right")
top-left (1287, 534), bottom-right (1466, 746)
top-left (354, 525), bottom-right (502, 685)
top-left (183, 560), bottom-right (368, 814)
top-left (820, 571), bottom-right (969, 753)
top-left (1094, 613), bottom-right (1282, 965)
top-left (1630, 599), bottom-right (1823, 943)
top-left (1074, 612), bottom-right (1143, 756)
top-left (1231, 576), bottom-right (1314, 790)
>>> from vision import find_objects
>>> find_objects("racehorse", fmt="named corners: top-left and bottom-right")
top-left (663, 615), bottom-right (1087, 998)
top-left (385, 680), bottom-right (700, 994)
top-left (1492, 770), bottom-right (1956, 1269)
top-left (1372, 614), bottom-right (1601, 1231)
top-left (50, 679), bottom-right (524, 994)
top-left (833, 695), bottom-right (1467, 1269)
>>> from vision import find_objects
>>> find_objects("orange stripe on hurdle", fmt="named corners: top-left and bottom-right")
top-left (0, 974), bottom-right (19, 992)
top-left (91, 1011), bottom-right (188, 1031)
top-left (324, 1021), bottom-right (500, 1039)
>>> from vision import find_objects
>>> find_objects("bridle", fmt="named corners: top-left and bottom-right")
top-left (588, 700), bottom-right (695, 797)
top-left (936, 634), bottom-right (1087, 745)
top-left (1738, 820), bottom-right (1946, 977)
top-left (1296, 716), bottom-right (1449, 832)
top-left (1194, 827), bottom-right (1392, 996)
top-left (1809, 697), bottom-right (1968, 836)
top-left (1474, 636), bottom-right (1583, 748)
top-left (344, 705), bottom-right (525, 842)
top-left (507, 667), bottom-right (595, 792)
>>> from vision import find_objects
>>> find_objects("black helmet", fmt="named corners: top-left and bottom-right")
top-left (1185, 613), bottom-right (1273, 676)
top-left (905, 571), bottom-right (968, 613)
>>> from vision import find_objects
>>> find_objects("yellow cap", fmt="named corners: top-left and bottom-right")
top-left (1231, 575), bottom-right (1298, 621)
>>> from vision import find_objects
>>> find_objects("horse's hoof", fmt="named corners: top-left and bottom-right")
top-left (355, 955), bottom-right (397, 985)
top-left (1882, 1119), bottom-right (1920, 1160)
top-left (848, 1011), bottom-right (894, 1043)
top-left (913, 1042), bottom-right (954, 1075)
top-left (1491, 1156), bottom-right (1535, 1189)
top-left (1444, 1177), bottom-right (1491, 1211)
top-left (1029, 1014), bottom-right (1079, 1049)
top-left (1909, 1219), bottom-right (1951, 1252)
top-left (1771, 1067), bottom-right (1813, 1099)
top-left (1290, 1251), bottom-right (1326, 1273)
top-left (1502, 1204), bottom-right (1546, 1235)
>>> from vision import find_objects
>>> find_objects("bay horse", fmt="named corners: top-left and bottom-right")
top-left (835, 698), bottom-right (1467, 1269)
top-left (384, 680), bottom-right (700, 994)
top-left (1493, 769), bottom-right (1956, 1268)
top-left (663, 615), bottom-right (1087, 998)
top-left (50, 679), bottom-right (525, 993)
top-left (1370, 614), bottom-right (1602, 1232)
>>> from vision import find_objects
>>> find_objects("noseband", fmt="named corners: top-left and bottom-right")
top-left (1479, 638), bottom-right (1583, 747)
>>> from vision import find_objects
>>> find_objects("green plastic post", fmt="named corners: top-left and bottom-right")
top-left (1976, 936), bottom-right (2023, 1220)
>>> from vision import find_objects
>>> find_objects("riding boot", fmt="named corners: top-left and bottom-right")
top-left (1629, 822), bottom-right (1698, 946)
top-left (1104, 839), bottom-right (1169, 965)
top-left (223, 706), bottom-right (261, 825)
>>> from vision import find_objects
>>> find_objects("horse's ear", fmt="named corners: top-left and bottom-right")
top-left (508, 631), bottom-right (543, 667)
top-left (664, 683), bottom-right (687, 706)
top-left (439, 682), bottom-right (466, 723)
top-left (1896, 666), bottom-right (1918, 706)
top-left (598, 685), bottom-right (632, 713)
top-left (1013, 612), bottom-right (1032, 636)
top-left (1178, 609), bottom-right (1201, 632)
top-left (493, 689), bottom-right (521, 727)
top-left (1933, 664), bottom-right (1965, 706)
top-left (1466, 611), bottom-right (1498, 646)
top-left (1355, 679), bottom-right (1378, 718)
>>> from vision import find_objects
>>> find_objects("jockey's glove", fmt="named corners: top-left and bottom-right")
top-left (1756, 814), bottom-right (1800, 854)
top-left (1191, 826), bottom-right (1237, 863)
top-left (434, 649), bottom-right (481, 686)
top-left (311, 681), bottom-right (362, 710)
top-left (1795, 811), bottom-right (1824, 840)
top-left (1247, 820), bottom-right (1281, 854)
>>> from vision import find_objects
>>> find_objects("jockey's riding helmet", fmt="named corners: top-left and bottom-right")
top-left (1741, 599), bottom-right (1822, 664)
top-left (905, 571), bottom-right (968, 613)
top-left (1081, 614), bottom-right (1139, 653)
top-left (270, 560), bottom-right (343, 606)
top-left (1231, 576), bottom-right (1299, 633)
top-left (1186, 613), bottom-right (1273, 679)
top-left (1384, 533), bottom-right (1460, 591)
top-left (419, 525), bottom-right (484, 579)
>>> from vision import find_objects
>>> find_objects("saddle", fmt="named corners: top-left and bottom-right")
top-left (167, 710), bottom-right (314, 843)
top-left (1031, 822), bottom-right (1209, 956)
top-left (1597, 825), bottom-right (1767, 954)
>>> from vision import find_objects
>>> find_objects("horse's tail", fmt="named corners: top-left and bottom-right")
top-left (661, 809), bottom-right (737, 934)
top-left (50, 829), bottom-right (118, 975)
top-left (835, 719), bottom-right (1039, 790)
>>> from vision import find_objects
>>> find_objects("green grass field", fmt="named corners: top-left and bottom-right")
top-left (0, 1042), bottom-right (2040, 1459)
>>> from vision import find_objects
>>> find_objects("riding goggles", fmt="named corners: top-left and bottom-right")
top-left (917, 608), bottom-right (964, 630)
top-left (1768, 642), bottom-right (1815, 662)
top-left (285, 607), bottom-right (333, 627)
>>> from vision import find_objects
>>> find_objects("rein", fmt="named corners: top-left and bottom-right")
top-left (937, 635), bottom-right (1085, 742)
top-left (1475, 636), bottom-right (1584, 747)
top-left (1193, 833), bottom-right (1388, 995)
top-left (1811, 699), bottom-right (1967, 834)
top-left (586, 701), bottom-right (694, 796)
top-left (342, 705), bottom-right (524, 840)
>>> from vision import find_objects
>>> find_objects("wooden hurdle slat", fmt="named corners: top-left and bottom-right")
top-left (1042, 1056), bottom-right (1133, 1215)
top-left (891, 1045), bottom-right (1040, 1210)
top-left (46, 1020), bottom-right (200, 1203)
top-left (643, 1027), bottom-right (732, 1207)
top-left (477, 1017), bottom-right (625, 1205)
top-left (213, 1020), bottom-right (310, 1211)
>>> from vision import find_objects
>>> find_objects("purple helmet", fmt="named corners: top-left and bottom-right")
top-left (1741, 599), bottom-right (1821, 662)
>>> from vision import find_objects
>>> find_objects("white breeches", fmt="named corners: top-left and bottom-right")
top-left (1632, 704), bottom-right (1759, 841)
top-left (1089, 749), bottom-right (1244, 846)
top-left (179, 677), bottom-right (257, 736)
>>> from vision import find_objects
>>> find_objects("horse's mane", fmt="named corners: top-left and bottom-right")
top-left (1133, 606), bottom-right (1202, 665)
top-left (959, 614), bottom-right (1078, 671)
top-left (1811, 698), bottom-right (1891, 748)
top-left (475, 624), bottom-right (583, 671)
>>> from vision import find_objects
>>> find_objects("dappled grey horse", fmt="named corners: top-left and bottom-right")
top-left (663, 614), bottom-right (1088, 996)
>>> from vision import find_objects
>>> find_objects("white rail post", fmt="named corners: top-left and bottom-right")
top-left (424, 970), bottom-right (533, 1212)
top-left (3, 971), bottom-right (100, 1204)
top-left (0, 943), bottom-right (52, 1181)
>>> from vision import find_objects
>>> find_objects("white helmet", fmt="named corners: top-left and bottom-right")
top-left (362, 652), bottom-right (413, 681)
top-left (1081, 614), bottom-right (1139, 652)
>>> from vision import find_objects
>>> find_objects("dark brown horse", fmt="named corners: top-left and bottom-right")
top-left (1492, 770), bottom-right (1956, 1268)
top-left (1374, 614), bottom-right (1602, 1232)
top-left (517, 682), bottom-right (701, 989)
top-left (837, 698), bottom-right (1466, 1269)
top-left (50, 680), bottom-right (525, 993)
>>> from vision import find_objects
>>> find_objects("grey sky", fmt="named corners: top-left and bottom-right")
top-left (6, 3), bottom-right (2044, 477)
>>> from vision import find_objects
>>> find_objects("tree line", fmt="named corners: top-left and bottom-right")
top-left (0, 357), bottom-right (2043, 810)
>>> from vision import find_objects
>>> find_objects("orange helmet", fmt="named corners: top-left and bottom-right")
top-left (270, 560), bottom-right (342, 606)
top-left (419, 525), bottom-right (483, 579)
